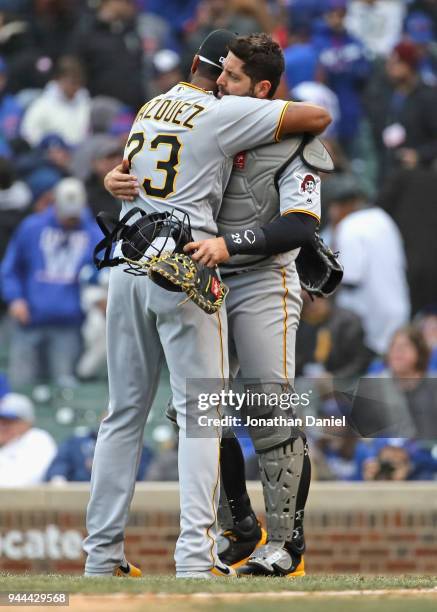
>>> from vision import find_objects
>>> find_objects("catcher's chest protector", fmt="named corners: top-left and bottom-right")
top-left (218, 137), bottom-right (304, 269)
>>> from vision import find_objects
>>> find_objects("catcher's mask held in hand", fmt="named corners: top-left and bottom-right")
top-left (93, 207), bottom-right (192, 275)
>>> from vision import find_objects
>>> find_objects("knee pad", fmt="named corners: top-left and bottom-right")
top-left (243, 383), bottom-right (303, 453)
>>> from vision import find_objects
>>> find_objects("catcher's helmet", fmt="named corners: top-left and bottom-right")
top-left (94, 207), bottom-right (192, 275)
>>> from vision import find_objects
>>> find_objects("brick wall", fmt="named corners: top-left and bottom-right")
top-left (1, 483), bottom-right (437, 574)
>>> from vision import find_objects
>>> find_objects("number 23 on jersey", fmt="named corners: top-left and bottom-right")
top-left (126, 131), bottom-right (182, 200)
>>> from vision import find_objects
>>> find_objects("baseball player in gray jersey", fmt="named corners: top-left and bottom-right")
top-left (106, 33), bottom-right (333, 578)
top-left (85, 30), bottom-right (331, 579)
top-left (181, 37), bottom-right (334, 578)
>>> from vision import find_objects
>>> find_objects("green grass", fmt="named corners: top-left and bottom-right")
top-left (1, 574), bottom-right (436, 594)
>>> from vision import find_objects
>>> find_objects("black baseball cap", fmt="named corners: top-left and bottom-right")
top-left (197, 29), bottom-right (237, 71)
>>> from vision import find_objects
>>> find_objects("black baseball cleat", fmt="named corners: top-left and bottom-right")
top-left (217, 515), bottom-right (267, 569)
top-left (236, 543), bottom-right (305, 577)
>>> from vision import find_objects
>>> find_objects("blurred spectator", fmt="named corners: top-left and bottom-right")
top-left (20, 56), bottom-right (90, 147)
top-left (358, 437), bottom-right (437, 481)
top-left (0, 6), bottom-right (47, 93)
top-left (30, 0), bottom-right (82, 64)
top-left (286, 0), bottom-right (323, 24)
top-left (181, 0), bottom-right (264, 73)
top-left (0, 157), bottom-right (32, 264)
top-left (367, 40), bottom-right (437, 174)
top-left (45, 422), bottom-right (153, 482)
top-left (89, 95), bottom-right (124, 135)
top-left (16, 135), bottom-right (72, 187)
top-left (0, 56), bottom-right (23, 155)
top-left (345, 0), bottom-right (405, 58)
top-left (415, 306), bottom-right (437, 372)
top-left (377, 167), bottom-right (437, 314)
top-left (38, 134), bottom-right (72, 175)
top-left (149, 49), bottom-right (184, 97)
top-left (408, 0), bottom-right (437, 33)
top-left (143, 0), bottom-right (199, 40)
top-left (405, 11), bottom-right (437, 86)
top-left (25, 166), bottom-right (62, 212)
top-left (83, 135), bottom-right (123, 216)
top-left (362, 441), bottom-right (413, 480)
top-left (352, 324), bottom-right (436, 438)
top-left (70, 0), bottom-right (145, 110)
top-left (312, 435), bottom-right (359, 480)
top-left (283, 16), bottom-right (319, 89)
top-left (0, 156), bottom-right (31, 316)
top-left (0, 178), bottom-right (101, 388)
top-left (0, 392), bottom-right (57, 486)
top-left (146, 425), bottom-right (178, 481)
top-left (324, 174), bottom-right (410, 356)
top-left (296, 295), bottom-right (372, 379)
top-left (381, 326), bottom-right (437, 439)
top-left (76, 266), bottom-right (109, 380)
top-left (313, 0), bottom-right (370, 154)
top-left (291, 81), bottom-right (340, 140)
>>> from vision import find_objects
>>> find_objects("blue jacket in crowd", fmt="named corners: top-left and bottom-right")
top-left (312, 24), bottom-right (370, 143)
top-left (45, 431), bottom-right (154, 482)
top-left (1, 206), bottom-right (101, 326)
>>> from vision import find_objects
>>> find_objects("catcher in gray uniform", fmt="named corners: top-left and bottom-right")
top-left (106, 34), bottom-right (337, 578)
top-left (91, 30), bottom-right (332, 580)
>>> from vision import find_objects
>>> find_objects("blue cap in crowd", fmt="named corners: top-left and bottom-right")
top-left (26, 167), bottom-right (62, 201)
top-left (39, 134), bottom-right (71, 152)
top-left (406, 11), bottom-right (434, 45)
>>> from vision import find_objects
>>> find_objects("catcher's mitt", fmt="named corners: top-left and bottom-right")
top-left (296, 232), bottom-right (343, 297)
top-left (148, 252), bottom-right (228, 314)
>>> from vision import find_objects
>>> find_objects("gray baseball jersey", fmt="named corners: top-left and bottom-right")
top-left (83, 82), bottom-right (291, 575)
top-left (122, 83), bottom-right (290, 240)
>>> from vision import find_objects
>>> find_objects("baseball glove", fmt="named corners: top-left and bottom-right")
top-left (295, 232), bottom-right (343, 298)
top-left (148, 251), bottom-right (229, 314)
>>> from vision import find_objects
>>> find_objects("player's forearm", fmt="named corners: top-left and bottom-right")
top-left (223, 213), bottom-right (317, 257)
top-left (278, 103), bottom-right (332, 138)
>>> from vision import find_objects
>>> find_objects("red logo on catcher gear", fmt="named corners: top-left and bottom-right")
top-left (211, 277), bottom-right (222, 299)
top-left (300, 174), bottom-right (317, 194)
top-left (233, 152), bottom-right (246, 169)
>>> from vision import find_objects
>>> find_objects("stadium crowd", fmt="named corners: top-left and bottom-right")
top-left (1, 0), bottom-right (437, 484)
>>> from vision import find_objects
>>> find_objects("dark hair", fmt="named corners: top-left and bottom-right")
top-left (55, 56), bottom-right (85, 82)
top-left (390, 325), bottom-right (430, 374)
top-left (228, 33), bottom-right (284, 98)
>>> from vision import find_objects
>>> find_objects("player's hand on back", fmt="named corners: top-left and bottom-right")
top-left (104, 159), bottom-right (140, 201)
top-left (184, 237), bottom-right (230, 267)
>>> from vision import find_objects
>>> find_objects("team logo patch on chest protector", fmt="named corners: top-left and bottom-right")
top-left (233, 152), bottom-right (246, 170)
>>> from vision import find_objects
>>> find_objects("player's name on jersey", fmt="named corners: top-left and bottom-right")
top-left (197, 415), bottom-right (347, 428)
top-left (136, 96), bottom-right (205, 129)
